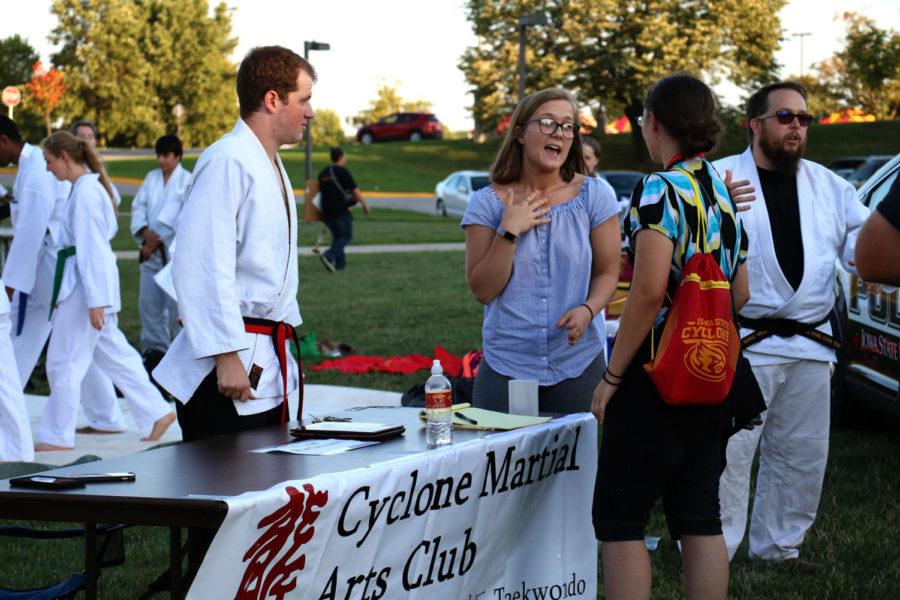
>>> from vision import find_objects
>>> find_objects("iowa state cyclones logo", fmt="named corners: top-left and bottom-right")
top-left (235, 483), bottom-right (329, 600)
top-left (680, 318), bottom-right (731, 382)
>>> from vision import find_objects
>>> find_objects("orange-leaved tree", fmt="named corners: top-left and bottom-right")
top-left (26, 60), bottom-right (66, 135)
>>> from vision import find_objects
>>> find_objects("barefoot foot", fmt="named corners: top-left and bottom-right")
top-left (142, 411), bottom-right (176, 441)
top-left (76, 427), bottom-right (124, 434)
top-left (35, 443), bottom-right (75, 452)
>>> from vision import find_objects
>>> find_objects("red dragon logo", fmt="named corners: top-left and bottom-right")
top-left (235, 483), bottom-right (329, 600)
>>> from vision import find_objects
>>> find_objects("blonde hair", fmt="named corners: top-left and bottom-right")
top-left (43, 131), bottom-right (117, 214)
top-left (490, 88), bottom-right (584, 185)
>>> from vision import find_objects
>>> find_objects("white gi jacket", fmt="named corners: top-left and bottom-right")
top-left (54, 173), bottom-right (121, 314)
top-left (2, 144), bottom-right (68, 297)
top-left (153, 119), bottom-right (300, 415)
top-left (713, 147), bottom-right (868, 365)
top-left (130, 164), bottom-right (191, 253)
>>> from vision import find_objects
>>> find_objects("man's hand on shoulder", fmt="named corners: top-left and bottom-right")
top-left (214, 351), bottom-right (256, 402)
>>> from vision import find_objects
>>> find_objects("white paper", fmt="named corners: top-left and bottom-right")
top-left (250, 438), bottom-right (378, 456)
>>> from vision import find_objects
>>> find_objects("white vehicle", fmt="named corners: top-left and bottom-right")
top-left (434, 170), bottom-right (490, 217)
top-left (833, 152), bottom-right (900, 421)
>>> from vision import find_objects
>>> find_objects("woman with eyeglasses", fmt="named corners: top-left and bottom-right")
top-left (461, 88), bottom-right (621, 414)
top-left (591, 74), bottom-right (750, 600)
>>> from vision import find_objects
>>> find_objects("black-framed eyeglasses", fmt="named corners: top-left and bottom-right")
top-left (524, 118), bottom-right (576, 138)
top-left (757, 110), bottom-right (813, 127)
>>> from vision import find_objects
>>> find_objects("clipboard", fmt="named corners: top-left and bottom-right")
top-left (290, 421), bottom-right (405, 442)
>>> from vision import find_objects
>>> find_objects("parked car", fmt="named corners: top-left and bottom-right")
top-left (434, 170), bottom-right (490, 217)
top-left (827, 155), bottom-right (893, 188)
top-left (833, 153), bottom-right (900, 421)
top-left (356, 113), bottom-right (443, 144)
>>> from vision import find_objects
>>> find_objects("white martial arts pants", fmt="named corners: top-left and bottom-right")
top-left (9, 289), bottom-right (127, 432)
top-left (0, 308), bottom-right (33, 462)
top-left (138, 259), bottom-right (179, 353)
top-left (719, 360), bottom-right (831, 560)
top-left (37, 287), bottom-right (172, 448)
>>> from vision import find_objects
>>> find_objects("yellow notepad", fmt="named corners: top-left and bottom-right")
top-left (419, 403), bottom-right (551, 431)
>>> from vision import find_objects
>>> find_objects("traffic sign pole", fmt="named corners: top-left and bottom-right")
top-left (2, 86), bottom-right (22, 120)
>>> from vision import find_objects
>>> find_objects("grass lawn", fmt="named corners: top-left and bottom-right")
top-left (2, 251), bottom-right (899, 598)
top-left (103, 120), bottom-right (900, 193)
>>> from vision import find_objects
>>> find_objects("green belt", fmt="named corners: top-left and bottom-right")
top-left (49, 246), bottom-right (76, 319)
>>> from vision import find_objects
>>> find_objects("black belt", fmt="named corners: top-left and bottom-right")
top-left (738, 314), bottom-right (840, 350)
top-left (242, 317), bottom-right (303, 423)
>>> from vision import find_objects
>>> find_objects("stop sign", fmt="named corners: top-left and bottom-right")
top-left (2, 86), bottom-right (22, 108)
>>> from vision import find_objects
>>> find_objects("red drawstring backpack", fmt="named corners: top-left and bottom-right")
top-left (643, 168), bottom-right (739, 406)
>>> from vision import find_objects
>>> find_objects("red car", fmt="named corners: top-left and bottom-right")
top-left (356, 112), bottom-right (443, 144)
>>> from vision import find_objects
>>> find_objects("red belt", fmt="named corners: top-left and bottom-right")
top-left (242, 317), bottom-right (303, 423)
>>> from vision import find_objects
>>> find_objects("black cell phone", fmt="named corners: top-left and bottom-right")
top-left (9, 476), bottom-right (86, 490)
top-left (65, 472), bottom-right (136, 483)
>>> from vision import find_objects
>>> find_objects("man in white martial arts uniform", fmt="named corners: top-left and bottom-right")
top-left (714, 82), bottom-right (869, 569)
top-left (153, 45), bottom-right (313, 580)
top-left (130, 134), bottom-right (190, 364)
top-left (0, 275), bottom-right (33, 462)
top-left (0, 116), bottom-right (126, 434)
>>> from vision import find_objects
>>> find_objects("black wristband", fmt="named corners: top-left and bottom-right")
top-left (602, 372), bottom-right (621, 386)
top-left (497, 227), bottom-right (517, 243)
top-left (605, 366), bottom-right (623, 380)
top-left (580, 303), bottom-right (595, 320)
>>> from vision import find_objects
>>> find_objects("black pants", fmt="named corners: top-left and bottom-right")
top-left (176, 369), bottom-right (284, 579)
top-left (175, 368), bottom-right (284, 442)
top-left (593, 337), bottom-right (727, 542)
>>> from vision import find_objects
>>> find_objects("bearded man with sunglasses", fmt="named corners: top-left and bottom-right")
top-left (712, 82), bottom-right (869, 570)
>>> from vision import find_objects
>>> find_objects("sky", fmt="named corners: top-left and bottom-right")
top-left (2, 0), bottom-right (898, 134)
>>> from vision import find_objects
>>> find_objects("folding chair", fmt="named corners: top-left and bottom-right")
top-left (0, 523), bottom-right (127, 600)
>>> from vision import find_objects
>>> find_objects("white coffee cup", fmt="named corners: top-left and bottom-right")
top-left (508, 379), bottom-right (539, 416)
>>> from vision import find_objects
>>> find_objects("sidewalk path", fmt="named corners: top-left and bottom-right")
top-left (114, 242), bottom-right (464, 260)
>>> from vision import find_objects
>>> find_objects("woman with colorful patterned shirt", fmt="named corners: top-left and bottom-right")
top-left (591, 74), bottom-right (750, 600)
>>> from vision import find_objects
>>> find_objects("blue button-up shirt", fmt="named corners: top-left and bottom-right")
top-left (462, 177), bottom-right (619, 385)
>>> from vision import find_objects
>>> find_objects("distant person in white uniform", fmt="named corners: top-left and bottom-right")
top-left (70, 118), bottom-right (130, 434)
top-left (130, 134), bottom-right (191, 367)
top-left (0, 115), bottom-right (125, 434)
top-left (36, 131), bottom-right (175, 451)
top-left (713, 81), bottom-right (869, 570)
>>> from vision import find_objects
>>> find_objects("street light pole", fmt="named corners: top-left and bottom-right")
top-left (304, 41), bottom-right (330, 184)
top-left (517, 12), bottom-right (548, 102)
top-left (792, 32), bottom-right (812, 78)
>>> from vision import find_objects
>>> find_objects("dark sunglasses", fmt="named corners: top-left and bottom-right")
top-left (758, 110), bottom-right (813, 127)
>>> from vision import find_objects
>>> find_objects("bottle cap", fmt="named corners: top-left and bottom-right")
top-left (431, 359), bottom-right (442, 375)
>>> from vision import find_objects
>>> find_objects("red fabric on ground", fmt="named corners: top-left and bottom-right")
top-left (310, 346), bottom-right (465, 376)
top-left (434, 345), bottom-right (463, 377)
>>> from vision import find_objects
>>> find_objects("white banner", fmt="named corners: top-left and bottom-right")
top-left (190, 414), bottom-right (597, 600)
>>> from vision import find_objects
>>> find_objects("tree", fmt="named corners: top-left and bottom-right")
top-left (310, 108), bottom-right (345, 148)
top-left (49, 0), bottom-right (237, 146)
top-left (25, 61), bottom-right (67, 135)
top-left (51, 0), bottom-right (161, 146)
top-left (351, 81), bottom-right (433, 126)
top-left (139, 0), bottom-right (238, 146)
top-left (0, 35), bottom-right (40, 87)
top-left (460, 0), bottom-right (785, 154)
top-left (832, 12), bottom-right (899, 120)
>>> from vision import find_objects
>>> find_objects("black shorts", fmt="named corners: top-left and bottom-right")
top-left (593, 338), bottom-right (727, 542)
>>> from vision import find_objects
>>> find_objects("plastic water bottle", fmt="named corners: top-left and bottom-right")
top-left (425, 359), bottom-right (453, 446)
